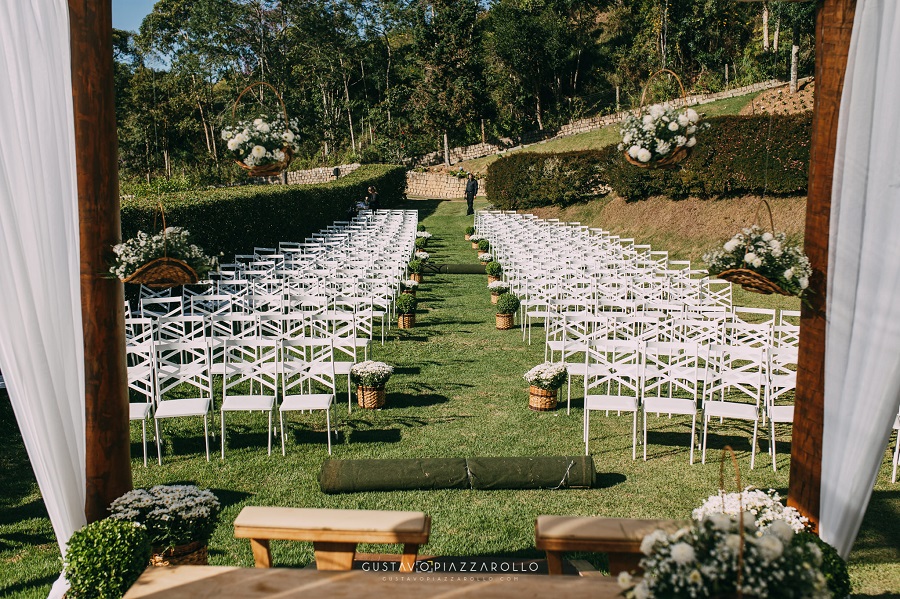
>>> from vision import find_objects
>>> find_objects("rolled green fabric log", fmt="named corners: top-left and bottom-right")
top-left (318, 456), bottom-right (595, 494)
top-left (465, 456), bottom-right (596, 490)
top-left (319, 458), bottom-right (470, 493)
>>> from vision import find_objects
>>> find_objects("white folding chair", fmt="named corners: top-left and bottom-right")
top-left (153, 340), bottom-right (213, 464)
top-left (641, 342), bottom-right (702, 463)
top-left (220, 339), bottom-right (278, 458)
top-left (766, 346), bottom-right (797, 471)
top-left (583, 340), bottom-right (642, 459)
top-left (126, 337), bottom-right (155, 467)
top-left (279, 339), bottom-right (336, 455)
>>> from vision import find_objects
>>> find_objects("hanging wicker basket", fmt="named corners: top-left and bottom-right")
top-left (495, 313), bottom-right (514, 330)
top-left (528, 386), bottom-right (558, 411)
top-left (357, 386), bottom-right (386, 409)
top-left (623, 69), bottom-right (692, 170)
top-left (232, 82), bottom-right (294, 177)
top-left (150, 541), bottom-right (208, 567)
top-left (121, 203), bottom-right (200, 289)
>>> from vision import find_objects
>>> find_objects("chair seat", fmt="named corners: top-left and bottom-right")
top-left (769, 405), bottom-right (794, 423)
top-left (281, 393), bottom-right (334, 411)
top-left (155, 397), bottom-right (211, 419)
top-left (566, 363), bottom-right (591, 377)
top-left (585, 394), bottom-right (638, 412)
top-left (129, 402), bottom-right (152, 420)
top-left (704, 400), bottom-right (758, 421)
top-left (643, 396), bottom-right (696, 416)
top-left (222, 395), bottom-right (276, 412)
top-left (333, 362), bottom-right (355, 375)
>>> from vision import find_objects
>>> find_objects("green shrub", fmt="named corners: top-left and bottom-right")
top-left (417, 224), bottom-right (427, 232)
top-left (465, 226), bottom-right (476, 236)
top-left (415, 236), bottom-right (427, 249)
top-left (485, 261), bottom-right (503, 277)
top-left (407, 259), bottom-right (423, 273)
top-left (64, 519), bottom-right (152, 599)
top-left (396, 294), bottom-right (418, 314)
top-left (486, 114), bottom-right (811, 207)
top-left (478, 239), bottom-right (490, 251)
top-left (796, 532), bottom-right (852, 598)
top-left (121, 164), bottom-right (407, 258)
top-left (496, 293), bottom-right (520, 314)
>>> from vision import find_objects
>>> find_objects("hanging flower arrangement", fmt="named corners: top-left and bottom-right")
top-left (619, 105), bottom-right (707, 167)
top-left (111, 225), bottom-right (214, 289)
top-left (226, 82), bottom-right (301, 177)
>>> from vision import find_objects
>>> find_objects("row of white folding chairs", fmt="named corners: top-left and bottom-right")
top-left (576, 339), bottom-right (796, 471)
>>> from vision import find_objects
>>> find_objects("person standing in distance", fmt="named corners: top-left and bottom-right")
top-left (367, 186), bottom-right (380, 211)
top-left (465, 173), bottom-right (478, 216)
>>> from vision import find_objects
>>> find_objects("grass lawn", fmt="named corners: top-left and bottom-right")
top-left (1, 197), bottom-right (898, 597)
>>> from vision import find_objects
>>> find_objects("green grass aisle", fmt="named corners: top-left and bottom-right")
top-left (1, 198), bottom-right (899, 596)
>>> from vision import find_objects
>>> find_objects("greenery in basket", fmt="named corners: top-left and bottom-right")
top-left (417, 224), bottom-right (427, 231)
top-left (415, 236), bottom-right (428, 249)
top-left (703, 225), bottom-right (811, 297)
top-left (618, 514), bottom-right (830, 599)
top-left (495, 293), bottom-right (520, 315)
top-left (221, 113), bottom-right (301, 169)
top-left (485, 261), bottom-right (503, 277)
top-left (797, 531), bottom-right (852, 599)
top-left (414, 251), bottom-right (430, 262)
top-left (64, 518), bottom-right (151, 599)
top-left (110, 228), bottom-right (215, 281)
top-left (350, 360), bottom-right (394, 388)
top-left (618, 104), bottom-right (708, 164)
top-left (407, 259), bottom-right (424, 273)
top-left (108, 484), bottom-right (221, 549)
top-left (488, 280), bottom-right (510, 294)
top-left (477, 239), bottom-right (490, 251)
top-left (523, 363), bottom-right (567, 391)
top-left (478, 252), bottom-right (493, 263)
top-left (396, 293), bottom-right (418, 315)
top-left (465, 226), bottom-right (476, 236)
top-left (468, 234), bottom-right (482, 243)
top-left (401, 279), bottom-right (419, 290)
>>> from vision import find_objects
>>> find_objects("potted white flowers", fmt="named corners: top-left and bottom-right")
top-left (469, 234), bottom-right (482, 249)
top-left (108, 484), bottom-right (221, 566)
top-left (478, 252), bottom-right (493, 264)
top-left (488, 280), bottom-right (510, 304)
top-left (523, 363), bottom-right (567, 411)
top-left (111, 227), bottom-right (214, 289)
top-left (704, 225), bottom-right (811, 297)
top-left (414, 250), bottom-right (430, 262)
top-left (350, 360), bottom-right (394, 409)
top-left (224, 83), bottom-right (301, 177)
top-left (619, 104), bottom-right (706, 168)
top-left (692, 487), bottom-right (809, 533)
top-left (401, 279), bottom-right (419, 296)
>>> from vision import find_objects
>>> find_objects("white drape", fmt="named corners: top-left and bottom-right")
top-left (0, 2), bottom-right (85, 597)
top-left (821, 0), bottom-right (900, 559)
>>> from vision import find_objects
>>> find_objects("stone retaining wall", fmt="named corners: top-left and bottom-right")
top-left (406, 171), bottom-right (486, 199)
top-left (283, 162), bottom-right (361, 185)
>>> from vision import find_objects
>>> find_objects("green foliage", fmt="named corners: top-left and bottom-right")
top-left (64, 519), bottom-right (151, 599)
top-left (797, 532), bottom-right (852, 599)
top-left (485, 261), bottom-right (503, 277)
top-left (465, 226), bottom-right (476, 235)
top-left (121, 165), bottom-right (406, 258)
top-left (395, 293), bottom-right (418, 315)
top-left (417, 224), bottom-right (427, 231)
top-left (477, 239), bottom-right (490, 251)
top-left (407, 259), bottom-right (424, 274)
top-left (487, 115), bottom-right (811, 207)
top-left (415, 237), bottom-right (427, 249)
top-left (108, 485), bottom-right (221, 549)
top-left (495, 293), bottom-right (520, 315)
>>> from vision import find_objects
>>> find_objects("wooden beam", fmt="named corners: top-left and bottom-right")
top-left (69, 0), bottom-right (133, 522)
top-left (788, 0), bottom-right (856, 531)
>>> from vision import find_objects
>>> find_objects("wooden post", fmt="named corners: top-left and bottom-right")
top-left (69, 0), bottom-right (133, 522)
top-left (788, 0), bottom-right (856, 531)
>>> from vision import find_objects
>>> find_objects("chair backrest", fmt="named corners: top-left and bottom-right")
top-left (125, 317), bottom-right (155, 347)
top-left (280, 339), bottom-right (336, 395)
top-left (723, 322), bottom-right (773, 349)
top-left (222, 339), bottom-right (278, 397)
top-left (126, 338), bottom-right (155, 404)
top-left (584, 339), bottom-right (642, 397)
top-left (767, 346), bottom-right (798, 406)
top-left (141, 296), bottom-right (183, 319)
top-left (154, 340), bottom-right (212, 399)
top-left (642, 341), bottom-right (702, 403)
top-left (156, 315), bottom-right (206, 343)
top-left (190, 294), bottom-right (233, 317)
top-left (704, 344), bottom-right (765, 406)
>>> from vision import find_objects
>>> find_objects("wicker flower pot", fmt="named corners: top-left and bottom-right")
top-left (528, 386), bottom-right (558, 411)
top-left (151, 541), bottom-right (208, 567)
top-left (409, 273), bottom-right (422, 283)
top-left (495, 313), bottom-right (514, 330)
top-left (471, 241), bottom-right (480, 249)
top-left (491, 293), bottom-right (500, 305)
top-left (357, 386), bottom-right (386, 409)
top-left (465, 234), bottom-right (471, 241)
top-left (402, 289), bottom-right (417, 297)
top-left (487, 275), bottom-right (501, 284)
top-left (398, 313), bottom-right (415, 329)
top-left (717, 268), bottom-right (791, 296)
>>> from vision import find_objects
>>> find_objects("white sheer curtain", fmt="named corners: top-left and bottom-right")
top-left (0, 2), bottom-right (85, 597)
top-left (821, 0), bottom-right (900, 559)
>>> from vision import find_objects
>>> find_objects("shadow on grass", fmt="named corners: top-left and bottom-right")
top-left (595, 472), bottom-right (627, 488)
top-left (348, 428), bottom-right (403, 444)
top-left (851, 489), bottom-right (900, 566)
top-left (0, 573), bottom-right (59, 598)
top-left (388, 393), bottom-right (451, 409)
top-left (0, 530), bottom-right (56, 550)
top-left (398, 199), bottom-right (445, 221)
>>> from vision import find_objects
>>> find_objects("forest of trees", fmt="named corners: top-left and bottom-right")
top-left (113, 0), bottom-right (815, 186)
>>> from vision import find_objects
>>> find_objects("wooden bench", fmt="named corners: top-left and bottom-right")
top-left (233, 506), bottom-right (431, 572)
top-left (535, 515), bottom-right (687, 575)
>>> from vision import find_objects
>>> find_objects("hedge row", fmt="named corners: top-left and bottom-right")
top-left (486, 114), bottom-right (811, 207)
top-left (121, 164), bottom-right (407, 258)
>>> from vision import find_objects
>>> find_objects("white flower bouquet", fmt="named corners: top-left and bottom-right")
top-left (468, 234), bottom-right (482, 243)
top-left (619, 514), bottom-right (829, 599)
top-left (222, 113), bottom-right (301, 175)
top-left (619, 105), bottom-right (707, 166)
top-left (350, 360), bottom-right (394, 388)
top-left (523, 363), bottom-right (567, 391)
top-left (488, 280), bottom-right (510, 294)
top-left (703, 225), bottom-right (811, 297)
top-left (110, 227), bottom-right (214, 282)
top-left (108, 485), bottom-right (221, 550)
top-left (414, 251), bottom-right (430, 261)
top-left (416, 231), bottom-right (433, 239)
top-left (478, 252), bottom-right (493, 263)
top-left (401, 279), bottom-right (419, 290)
top-left (693, 487), bottom-right (809, 534)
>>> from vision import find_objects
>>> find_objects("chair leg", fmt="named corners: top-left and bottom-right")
top-left (631, 410), bottom-right (637, 461)
top-left (892, 433), bottom-right (900, 484)
top-left (750, 418), bottom-right (759, 470)
top-left (267, 410), bottom-right (272, 456)
top-left (280, 411), bottom-right (287, 456)
top-left (204, 414), bottom-right (210, 461)
top-left (642, 410), bottom-right (648, 461)
top-left (584, 409), bottom-right (590, 455)
top-left (141, 419), bottom-right (148, 467)
top-left (326, 408), bottom-right (332, 455)
top-left (770, 419), bottom-right (777, 472)
top-left (221, 409), bottom-right (226, 460)
top-left (701, 415), bottom-right (709, 464)
top-left (689, 413), bottom-right (696, 466)
top-left (347, 373), bottom-right (352, 414)
top-left (155, 418), bottom-right (163, 466)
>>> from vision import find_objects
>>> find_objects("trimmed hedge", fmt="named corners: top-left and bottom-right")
top-left (121, 164), bottom-right (406, 258)
top-left (486, 114), bottom-right (811, 208)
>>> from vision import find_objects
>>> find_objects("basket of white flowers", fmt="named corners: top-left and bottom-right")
top-left (224, 82), bottom-right (301, 177)
top-left (619, 70), bottom-right (707, 169)
top-left (350, 361), bottom-right (394, 409)
top-left (488, 280), bottom-right (510, 304)
top-left (524, 363), bottom-right (567, 411)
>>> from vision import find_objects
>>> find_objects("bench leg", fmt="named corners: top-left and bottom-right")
top-left (399, 544), bottom-right (419, 573)
top-left (608, 552), bottom-right (641, 577)
top-left (313, 542), bottom-right (357, 571)
top-left (545, 551), bottom-right (565, 575)
top-left (249, 539), bottom-right (272, 568)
